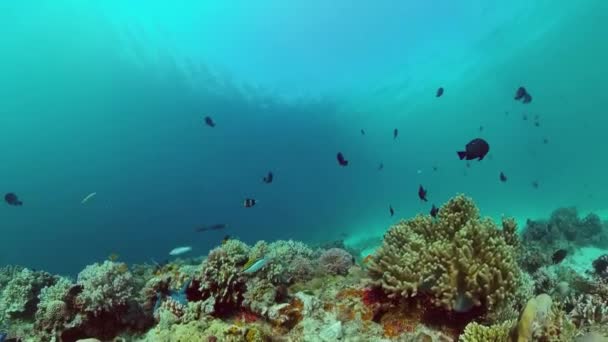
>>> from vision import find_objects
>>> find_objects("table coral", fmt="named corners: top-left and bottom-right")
top-left (368, 194), bottom-right (521, 315)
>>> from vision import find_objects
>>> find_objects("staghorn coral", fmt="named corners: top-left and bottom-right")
top-left (368, 194), bottom-right (521, 315)
top-left (566, 293), bottom-right (608, 327)
top-left (75, 260), bottom-right (134, 316)
top-left (459, 320), bottom-right (514, 341)
top-left (318, 248), bottom-right (354, 276)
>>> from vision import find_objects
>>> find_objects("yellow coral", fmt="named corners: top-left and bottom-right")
top-left (368, 194), bottom-right (521, 314)
top-left (459, 320), bottom-right (514, 341)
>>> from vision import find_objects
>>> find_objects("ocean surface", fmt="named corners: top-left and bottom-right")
top-left (1, 0), bottom-right (606, 276)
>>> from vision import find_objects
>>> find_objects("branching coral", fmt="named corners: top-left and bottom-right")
top-left (197, 239), bottom-right (250, 315)
top-left (368, 194), bottom-right (521, 315)
top-left (75, 261), bottom-right (134, 316)
top-left (0, 267), bottom-right (55, 322)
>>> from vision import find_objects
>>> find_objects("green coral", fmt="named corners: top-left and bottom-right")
top-left (459, 320), bottom-right (514, 341)
top-left (368, 194), bottom-right (521, 314)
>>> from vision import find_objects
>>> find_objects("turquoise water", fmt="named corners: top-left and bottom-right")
top-left (1, 1), bottom-right (606, 275)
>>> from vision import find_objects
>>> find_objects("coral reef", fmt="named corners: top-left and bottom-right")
top-left (459, 320), bottom-right (514, 341)
top-left (368, 194), bottom-right (521, 316)
top-left (318, 247), bottom-right (354, 276)
top-left (75, 261), bottom-right (135, 315)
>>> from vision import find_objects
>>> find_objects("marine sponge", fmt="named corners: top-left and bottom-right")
top-left (368, 194), bottom-right (520, 314)
top-left (75, 261), bottom-right (134, 316)
top-left (318, 248), bottom-right (354, 276)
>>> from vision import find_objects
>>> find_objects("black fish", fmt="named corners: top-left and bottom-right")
top-left (479, 125), bottom-right (484, 132)
top-left (4, 193), bottom-right (22, 206)
top-left (244, 198), bottom-right (257, 208)
top-left (522, 114), bottom-right (528, 121)
top-left (522, 93), bottom-right (532, 104)
top-left (263, 171), bottom-right (274, 184)
top-left (499, 172), bottom-right (507, 182)
top-left (389, 205), bottom-right (394, 217)
top-left (204, 116), bottom-right (216, 127)
top-left (457, 138), bottom-right (490, 161)
top-left (195, 223), bottom-right (228, 232)
top-left (436, 87), bottom-right (444, 97)
top-left (418, 185), bottom-right (428, 202)
top-left (430, 204), bottom-right (439, 218)
top-left (336, 152), bottom-right (349, 166)
top-left (543, 138), bottom-right (549, 144)
top-left (361, 129), bottom-right (365, 135)
top-left (552, 249), bottom-right (568, 264)
top-left (393, 128), bottom-right (398, 140)
top-left (378, 162), bottom-right (384, 171)
top-left (534, 121), bottom-right (540, 127)
top-left (532, 180), bottom-right (539, 189)
top-left (514, 87), bottom-right (527, 100)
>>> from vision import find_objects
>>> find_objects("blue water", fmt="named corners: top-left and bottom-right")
top-left (1, 1), bottom-right (607, 275)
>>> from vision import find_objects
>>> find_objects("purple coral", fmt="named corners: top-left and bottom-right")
top-left (318, 248), bottom-right (354, 276)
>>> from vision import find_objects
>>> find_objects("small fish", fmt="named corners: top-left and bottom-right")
top-left (479, 125), bottom-right (484, 132)
top-left (336, 152), bottom-right (349, 166)
top-left (522, 114), bottom-right (528, 121)
top-left (534, 121), bottom-right (540, 127)
top-left (362, 254), bottom-right (373, 265)
top-left (108, 252), bottom-right (119, 261)
top-left (432, 166), bottom-right (438, 172)
top-left (195, 223), bottom-right (228, 232)
top-left (499, 172), bottom-right (507, 182)
top-left (378, 162), bottom-right (384, 171)
top-left (532, 180), bottom-right (539, 189)
top-left (360, 129), bottom-right (365, 135)
top-left (263, 171), bottom-right (274, 184)
top-left (418, 185), bottom-right (428, 202)
top-left (430, 204), bottom-right (439, 218)
top-left (4, 193), bottom-right (22, 206)
top-left (522, 93), bottom-right (532, 104)
top-left (543, 138), bottom-right (549, 144)
top-left (204, 116), bottom-right (216, 127)
top-left (436, 87), bottom-right (444, 97)
top-left (244, 198), bottom-right (257, 208)
top-left (552, 249), bottom-right (567, 264)
top-left (81, 192), bottom-right (97, 204)
top-left (243, 258), bottom-right (267, 274)
top-left (514, 87), bottom-right (527, 100)
top-left (389, 205), bottom-right (394, 217)
top-left (466, 162), bottom-right (471, 168)
top-left (169, 246), bottom-right (192, 256)
top-left (393, 128), bottom-right (399, 140)
top-left (457, 138), bottom-right (490, 161)
top-left (222, 235), bottom-right (231, 245)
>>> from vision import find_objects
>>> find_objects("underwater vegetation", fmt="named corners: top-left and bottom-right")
top-left (1, 195), bottom-right (608, 341)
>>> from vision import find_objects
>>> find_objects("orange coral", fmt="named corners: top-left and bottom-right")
top-left (380, 311), bottom-right (419, 338)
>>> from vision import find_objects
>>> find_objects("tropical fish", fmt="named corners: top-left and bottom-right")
top-left (393, 128), bottom-right (398, 140)
top-left (389, 205), bottom-right (394, 217)
top-left (360, 129), bottom-right (365, 135)
top-left (81, 192), bottom-right (97, 204)
top-left (243, 258), bottom-right (267, 274)
top-left (436, 87), bottom-right (444, 97)
top-left (514, 86), bottom-right (532, 104)
top-left (195, 224), bottom-right (228, 232)
top-left (263, 171), bottom-right (274, 184)
top-left (244, 198), bottom-right (257, 208)
top-left (418, 185), bottom-right (428, 202)
top-left (430, 204), bottom-right (439, 218)
top-left (457, 138), bottom-right (490, 161)
top-left (336, 152), bottom-right (349, 166)
top-left (499, 172), bottom-right (507, 182)
top-left (204, 116), bottom-right (216, 127)
top-left (552, 249), bottom-right (567, 264)
top-left (4, 193), bottom-right (22, 206)
top-left (169, 246), bottom-right (192, 256)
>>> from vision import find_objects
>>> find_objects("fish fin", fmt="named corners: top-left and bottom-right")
top-left (457, 151), bottom-right (467, 160)
top-left (478, 155), bottom-right (485, 161)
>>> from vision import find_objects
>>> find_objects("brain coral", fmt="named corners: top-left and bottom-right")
top-left (368, 194), bottom-right (521, 314)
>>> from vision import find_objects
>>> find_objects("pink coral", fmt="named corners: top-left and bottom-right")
top-left (318, 248), bottom-right (354, 276)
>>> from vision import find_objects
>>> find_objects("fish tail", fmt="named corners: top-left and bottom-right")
top-left (457, 151), bottom-right (467, 160)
